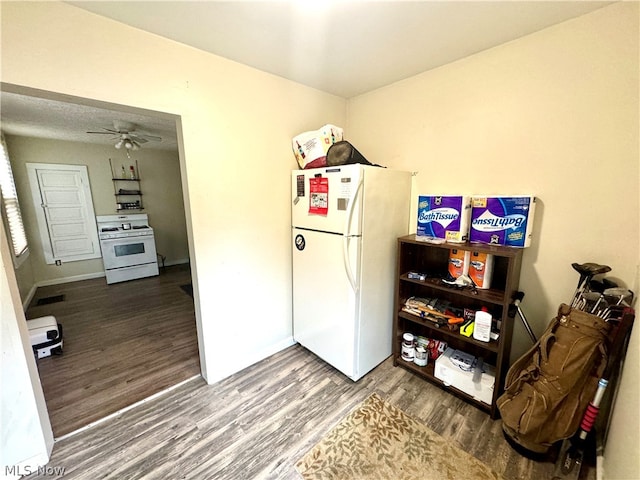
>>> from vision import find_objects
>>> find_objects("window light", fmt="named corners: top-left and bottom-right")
top-left (0, 133), bottom-right (28, 259)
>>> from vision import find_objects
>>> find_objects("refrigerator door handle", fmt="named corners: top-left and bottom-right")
top-left (343, 178), bottom-right (364, 292)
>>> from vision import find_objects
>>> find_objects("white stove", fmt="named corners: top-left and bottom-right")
top-left (96, 214), bottom-right (159, 284)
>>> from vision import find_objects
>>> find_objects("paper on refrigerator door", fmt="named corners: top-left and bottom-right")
top-left (309, 176), bottom-right (329, 215)
top-left (337, 176), bottom-right (354, 211)
top-left (291, 165), bottom-right (363, 235)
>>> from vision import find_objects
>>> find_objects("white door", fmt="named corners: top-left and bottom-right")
top-left (292, 228), bottom-right (361, 379)
top-left (27, 163), bottom-right (101, 264)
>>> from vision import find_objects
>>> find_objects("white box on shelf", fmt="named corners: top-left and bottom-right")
top-left (434, 347), bottom-right (495, 404)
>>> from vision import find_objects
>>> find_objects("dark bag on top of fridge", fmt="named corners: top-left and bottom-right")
top-left (326, 141), bottom-right (375, 167)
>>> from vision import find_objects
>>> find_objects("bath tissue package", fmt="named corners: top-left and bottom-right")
top-left (469, 196), bottom-right (536, 248)
top-left (416, 196), bottom-right (471, 243)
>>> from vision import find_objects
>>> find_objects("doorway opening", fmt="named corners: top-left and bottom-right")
top-left (1, 83), bottom-right (202, 438)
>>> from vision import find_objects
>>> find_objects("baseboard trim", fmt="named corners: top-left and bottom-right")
top-left (4, 451), bottom-right (51, 479)
top-left (22, 283), bottom-right (38, 311)
top-left (163, 258), bottom-right (190, 267)
top-left (203, 336), bottom-right (296, 385)
top-left (36, 271), bottom-right (105, 288)
top-left (596, 454), bottom-right (603, 480)
top-left (26, 263), bottom-right (189, 307)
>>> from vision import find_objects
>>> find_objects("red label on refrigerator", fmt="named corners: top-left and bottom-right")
top-left (309, 177), bottom-right (329, 215)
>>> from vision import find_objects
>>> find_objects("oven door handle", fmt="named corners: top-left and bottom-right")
top-left (100, 235), bottom-right (153, 243)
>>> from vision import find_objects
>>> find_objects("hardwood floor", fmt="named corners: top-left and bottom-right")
top-left (24, 344), bottom-right (595, 480)
top-left (25, 264), bottom-right (200, 437)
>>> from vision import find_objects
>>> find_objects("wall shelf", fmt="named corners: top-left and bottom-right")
top-left (109, 158), bottom-right (144, 211)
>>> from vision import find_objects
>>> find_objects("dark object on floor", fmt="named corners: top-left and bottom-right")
top-left (27, 316), bottom-right (64, 359)
top-left (36, 294), bottom-right (66, 306)
top-left (498, 303), bottom-right (610, 454)
top-left (180, 284), bottom-right (193, 298)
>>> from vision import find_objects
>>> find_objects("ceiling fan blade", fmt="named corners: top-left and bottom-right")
top-left (87, 125), bottom-right (162, 147)
top-left (133, 133), bottom-right (162, 142)
top-left (87, 128), bottom-right (120, 135)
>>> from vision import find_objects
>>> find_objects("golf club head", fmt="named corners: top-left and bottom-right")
top-left (603, 287), bottom-right (633, 305)
top-left (570, 263), bottom-right (611, 307)
top-left (588, 280), bottom-right (605, 293)
top-left (571, 262), bottom-right (612, 277)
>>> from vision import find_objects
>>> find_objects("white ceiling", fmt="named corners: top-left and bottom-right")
top-left (1, 90), bottom-right (180, 151)
top-left (69, 0), bottom-right (611, 98)
top-left (1, 1), bottom-right (611, 148)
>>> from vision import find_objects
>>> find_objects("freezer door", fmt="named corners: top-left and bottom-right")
top-left (291, 165), bottom-right (363, 235)
top-left (292, 228), bottom-right (361, 379)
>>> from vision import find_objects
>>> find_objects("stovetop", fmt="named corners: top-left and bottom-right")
top-left (98, 227), bottom-right (154, 239)
top-left (96, 214), bottom-right (154, 239)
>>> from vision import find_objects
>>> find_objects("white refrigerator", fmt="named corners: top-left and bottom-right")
top-left (291, 164), bottom-right (412, 381)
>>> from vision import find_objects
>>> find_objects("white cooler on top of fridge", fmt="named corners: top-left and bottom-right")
top-left (291, 164), bottom-right (412, 381)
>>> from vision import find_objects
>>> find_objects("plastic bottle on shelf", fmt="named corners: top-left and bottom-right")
top-left (473, 309), bottom-right (492, 342)
top-left (130, 165), bottom-right (136, 179)
top-left (120, 165), bottom-right (126, 178)
top-left (401, 333), bottom-right (415, 361)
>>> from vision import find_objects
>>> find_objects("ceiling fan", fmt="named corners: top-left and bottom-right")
top-left (87, 120), bottom-right (162, 151)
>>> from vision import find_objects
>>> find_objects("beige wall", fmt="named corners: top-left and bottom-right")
top-left (346, 3), bottom-right (639, 478)
top-left (0, 220), bottom-right (54, 473)
top-left (0, 0), bottom-right (346, 377)
top-left (5, 135), bottom-right (189, 291)
top-left (0, 4), bottom-right (345, 471)
top-left (3, 1), bottom-right (637, 478)
top-left (348, 2), bottom-right (639, 351)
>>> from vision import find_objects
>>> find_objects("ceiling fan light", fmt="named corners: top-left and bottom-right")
top-left (132, 143), bottom-right (140, 151)
top-left (124, 140), bottom-right (133, 149)
top-left (115, 140), bottom-right (123, 149)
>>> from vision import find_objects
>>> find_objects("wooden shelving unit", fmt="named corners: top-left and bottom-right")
top-left (392, 234), bottom-right (523, 418)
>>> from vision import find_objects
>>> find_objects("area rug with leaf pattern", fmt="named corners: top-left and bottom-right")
top-left (296, 393), bottom-right (503, 480)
